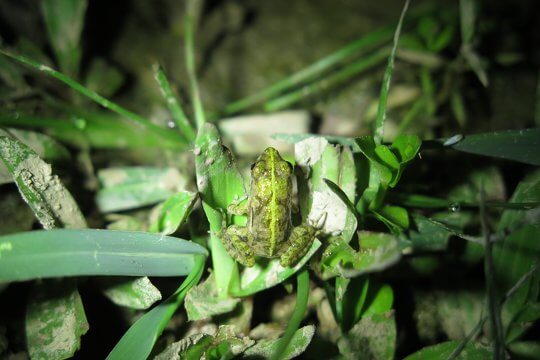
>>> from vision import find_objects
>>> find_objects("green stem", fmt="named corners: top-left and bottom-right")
top-left (271, 269), bottom-right (310, 360)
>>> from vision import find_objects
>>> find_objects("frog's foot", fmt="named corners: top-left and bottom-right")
top-left (222, 225), bottom-right (256, 267)
top-left (227, 197), bottom-right (248, 216)
top-left (279, 224), bottom-right (318, 267)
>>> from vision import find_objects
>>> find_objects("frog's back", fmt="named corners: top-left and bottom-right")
top-left (248, 148), bottom-right (293, 257)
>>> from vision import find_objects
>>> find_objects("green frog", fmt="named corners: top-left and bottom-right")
top-left (221, 147), bottom-right (319, 267)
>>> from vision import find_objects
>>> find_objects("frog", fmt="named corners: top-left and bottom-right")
top-left (221, 147), bottom-right (319, 267)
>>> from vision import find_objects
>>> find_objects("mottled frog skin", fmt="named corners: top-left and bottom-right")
top-left (222, 147), bottom-right (317, 267)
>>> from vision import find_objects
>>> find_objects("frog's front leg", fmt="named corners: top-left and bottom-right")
top-left (279, 224), bottom-right (318, 267)
top-left (222, 225), bottom-right (256, 267)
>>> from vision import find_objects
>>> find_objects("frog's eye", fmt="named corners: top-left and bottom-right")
top-left (250, 162), bottom-right (256, 170)
top-left (280, 162), bottom-right (292, 175)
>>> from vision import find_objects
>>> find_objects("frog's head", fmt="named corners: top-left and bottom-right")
top-left (252, 147), bottom-right (293, 179)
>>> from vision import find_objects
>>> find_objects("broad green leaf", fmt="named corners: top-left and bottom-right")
top-left (231, 240), bottom-right (321, 297)
top-left (0, 131), bottom-right (86, 229)
top-left (450, 128), bottom-right (540, 165)
top-left (375, 145), bottom-right (400, 169)
top-left (106, 256), bottom-right (205, 360)
top-left (0, 229), bottom-right (207, 282)
top-left (26, 279), bottom-right (89, 360)
top-left (41, 0), bottom-right (87, 77)
top-left (185, 274), bottom-right (240, 320)
top-left (244, 325), bottom-right (315, 360)
top-left (405, 341), bottom-right (491, 359)
top-left (96, 167), bottom-right (187, 213)
top-left (99, 277), bottom-right (162, 310)
top-left (195, 123), bottom-right (245, 297)
top-left (338, 311), bottom-right (396, 360)
top-left (149, 191), bottom-right (198, 235)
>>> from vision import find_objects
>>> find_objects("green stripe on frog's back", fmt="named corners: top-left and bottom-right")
top-left (269, 147), bottom-right (278, 256)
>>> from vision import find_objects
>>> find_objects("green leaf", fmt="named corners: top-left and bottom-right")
top-left (96, 167), bottom-right (187, 213)
top-left (106, 256), bottom-right (205, 360)
top-left (0, 131), bottom-right (86, 229)
top-left (185, 274), bottom-right (240, 321)
top-left (338, 311), bottom-right (396, 360)
top-left (373, 205), bottom-right (410, 231)
top-left (0, 229), bottom-right (207, 282)
top-left (99, 277), bottom-right (162, 310)
top-left (404, 341), bottom-right (492, 360)
top-left (26, 279), bottom-right (89, 360)
top-left (149, 191), bottom-right (198, 235)
top-left (41, 0), bottom-right (87, 77)
top-left (450, 128), bottom-right (540, 165)
top-left (244, 325), bottom-right (315, 360)
top-left (362, 283), bottom-right (394, 317)
top-left (194, 123), bottom-right (245, 297)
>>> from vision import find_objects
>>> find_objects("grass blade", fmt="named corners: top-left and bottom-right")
top-left (271, 269), bottom-right (310, 360)
top-left (374, 0), bottom-right (410, 145)
top-left (264, 48), bottom-right (389, 112)
top-left (106, 255), bottom-right (205, 360)
top-left (0, 229), bottom-right (207, 282)
top-left (154, 65), bottom-right (195, 141)
top-left (0, 50), bottom-right (184, 149)
top-left (41, 0), bottom-right (87, 77)
top-left (226, 28), bottom-right (394, 115)
top-left (185, 0), bottom-right (205, 129)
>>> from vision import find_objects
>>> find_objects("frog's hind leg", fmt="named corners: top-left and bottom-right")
top-left (222, 225), bottom-right (256, 267)
top-left (279, 224), bottom-right (318, 267)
